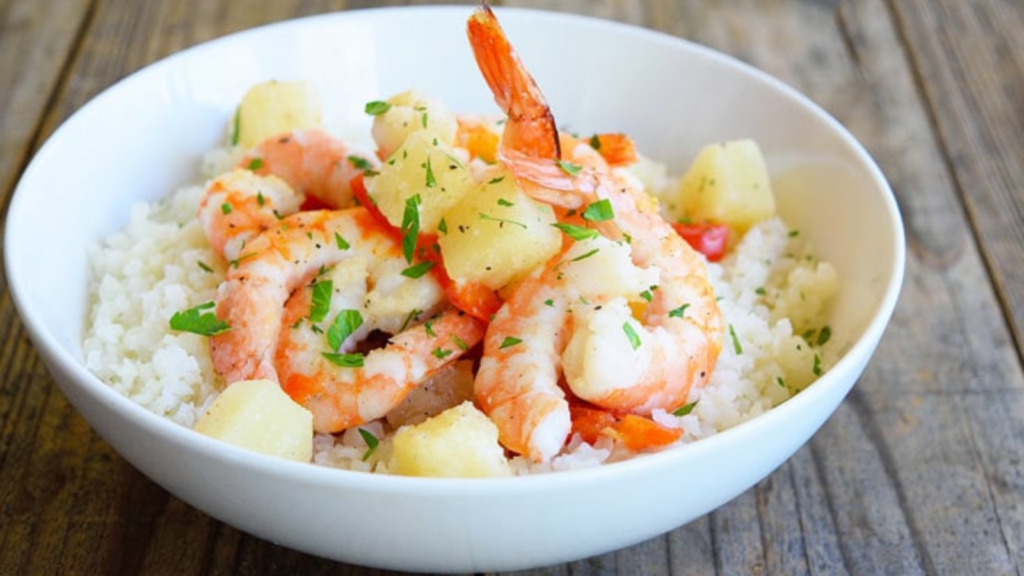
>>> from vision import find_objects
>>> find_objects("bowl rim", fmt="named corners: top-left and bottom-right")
top-left (3, 4), bottom-right (906, 494)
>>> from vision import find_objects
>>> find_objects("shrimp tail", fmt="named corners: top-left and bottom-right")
top-left (468, 3), bottom-right (560, 160)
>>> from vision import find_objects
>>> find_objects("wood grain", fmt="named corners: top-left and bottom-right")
top-left (0, 0), bottom-right (1021, 574)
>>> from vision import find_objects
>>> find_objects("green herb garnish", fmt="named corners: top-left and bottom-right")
top-left (364, 100), bottom-right (392, 115)
top-left (582, 199), bottom-right (614, 222)
top-left (169, 302), bottom-right (230, 336)
top-left (623, 323), bottom-right (641, 350)
top-left (347, 155), bottom-right (373, 171)
top-left (230, 108), bottom-right (241, 146)
top-left (552, 222), bottom-right (598, 241)
top-left (401, 194), bottom-right (422, 262)
top-left (401, 261), bottom-right (434, 278)
top-left (673, 401), bottom-right (698, 416)
top-left (816, 325), bottom-right (832, 346)
top-left (729, 324), bottom-right (743, 354)
top-left (424, 157), bottom-right (437, 188)
top-left (335, 232), bottom-right (350, 250)
top-left (668, 303), bottom-right (690, 319)
top-left (571, 248), bottom-right (600, 262)
top-left (480, 213), bottom-right (527, 229)
top-left (320, 352), bottom-right (362, 368)
top-left (556, 160), bottom-right (582, 176)
top-left (499, 336), bottom-right (523, 349)
top-left (309, 280), bottom-right (333, 322)
top-left (326, 309), bottom-right (363, 353)
top-left (358, 428), bottom-right (379, 461)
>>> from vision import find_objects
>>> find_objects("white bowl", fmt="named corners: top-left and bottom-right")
top-left (4, 6), bottom-right (904, 573)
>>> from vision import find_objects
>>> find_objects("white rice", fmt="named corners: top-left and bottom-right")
top-left (82, 156), bottom-right (838, 474)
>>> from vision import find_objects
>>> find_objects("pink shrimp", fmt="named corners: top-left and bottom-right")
top-left (240, 128), bottom-right (375, 210)
top-left (198, 169), bottom-right (303, 262)
top-left (467, 4), bottom-right (724, 461)
top-left (210, 207), bottom-right (485, 433)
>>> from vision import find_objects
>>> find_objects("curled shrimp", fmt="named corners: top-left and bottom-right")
top-left (467, 4), bottom-right (724, 461)
top-left (198, 169), bottom-right (303, 262)
top-left (240, 128), bottom-right (375, 209)
top-left (210, 208), bottom-right (485, 432)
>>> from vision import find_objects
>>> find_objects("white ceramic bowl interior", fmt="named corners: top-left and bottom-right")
top-left (4, 6), bottom-right (903, 573)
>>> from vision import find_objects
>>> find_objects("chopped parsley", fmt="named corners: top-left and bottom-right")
top-left (256, 192), bottom-right (265, 207)
top-left (729, 324), bottom-right (743, 354)
top-left (364, 100), bottom-right (392, 115)
top-left (401, 261), bottom-right (434, 278)
top-left (499, 336), bottom-right (523, 349)
top-left (589, 134), bottom-right (602, 150)
top-left (552, 222), bottom-right (598, 241)
top-left (399, 308), bottom-right (423, 332)
top-left (452, 335), bottom-right (469, 351)
top-left (246, 158), bottom-right (264, 171)
top-left (322, 352), bottom-right (365, 368)
top-left (582, 199), bottom-right (614, 222)
top-left (668, 303), bottom-right (690, 318)
top-left (335, 232), bottom-right (350, 250)
top-left (570, 248), bottom-right (600, 262)
top-left (816, 325), bottom-right (832, 346)
top-left (400, 194), bottom-right (422, 262)
top-left (813, 353), bottom-right (823, 376)
top-left (480, 213), bottom-right (527, 229)
top-left (220, 203), bottom-right (232, 215)
top-left (327, 309), bottom-right (364, 352)
top-left (347, 155), bottom-right (373, 171)
top-left (556, 160), bottom-right (583, 176)
top-left (197, 261), bottom-right (213, 273)
top-left (673, 400), bottom-right (698, 416)
top-left (432, 347), bottom-right (453, 359)
top-left (438, 217), bottom-right (448, 235)
top-left (169, 302), bottom-right (230, 336)
top-left (358, 428), bottom-right (379, 461)
top-left (623, 323), bottom-right (641, 350)
top-left (230, 108), bottom-right (241, 146)
top-left (309, 280), bottom-right (333, 322)
top-left (424, 157), bottom-right (437, 188)
top-left (488, 175), bottom-right (506, 185)
top-left (497, 198), bottom-right (514, 207)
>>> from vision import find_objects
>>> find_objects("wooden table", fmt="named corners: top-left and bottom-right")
top-left (2, 0), bottom-right (1021, 574)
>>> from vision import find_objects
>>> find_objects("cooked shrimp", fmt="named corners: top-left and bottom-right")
top-left (210, 207), bottom-right (485, 432)
top-left (468, 4), bottom-right (560, 162)
top-left (467, 4), bottom-right (724, 460)
top-left (198, 169), bottom-right (303, 262)
top-left (240, 128), bottom-right (375, 209)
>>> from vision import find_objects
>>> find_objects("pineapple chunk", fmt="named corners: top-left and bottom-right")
top-left (194, 379), bottom-right (313, 462)
top-left (371, 89), bottom-right (458, 160)
top-left (438, 175), bottom-right (561, 290)
top-left (365, 130), bottom-right (475, 233)
top-left (676, 139), bottom-right (775, 232)
top-left (390, 402), bottom-right (512, 478)
top-left (234, 81), bottom-right (322, 149)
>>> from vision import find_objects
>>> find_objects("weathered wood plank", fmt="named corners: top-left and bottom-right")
top-left (0, 0), bottom-right (93, 204)
top-left (889, 0), bottom-right (1024, 354)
